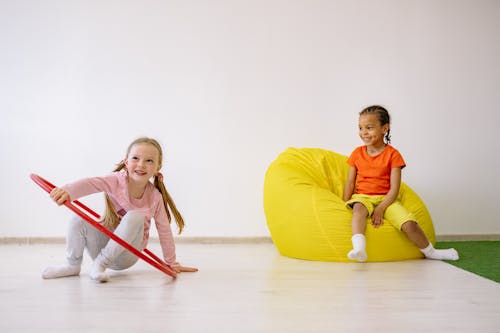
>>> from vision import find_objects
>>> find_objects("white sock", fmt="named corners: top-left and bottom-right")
top-left (42, 264), bottom-right (80, 279)
top-left (420, 243), bottom-right (459, 261)
top-left (348, 234), bottom-right (367, 262)
top-left (89, 260), bottom-right (109, 283)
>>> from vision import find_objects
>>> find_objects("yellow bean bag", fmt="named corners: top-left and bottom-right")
top-left (263, 147), bottom-right (436, 262)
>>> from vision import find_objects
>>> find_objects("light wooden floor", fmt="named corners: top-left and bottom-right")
top-left (0, 243), bottom-right (498, 333)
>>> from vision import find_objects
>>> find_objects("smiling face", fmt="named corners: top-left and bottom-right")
top-left (358, 113), bottom-right (389, 149)
top-left (124, 142), bottom-right (161, 184)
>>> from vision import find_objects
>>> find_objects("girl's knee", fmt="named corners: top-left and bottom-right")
top-left (68, 215), bottom-right (86, 232)
top-left (121, 211), bottom-right (145, 232)
top-left (123, 210), bottom-right (144, 223)
top-left (401, 220), bottom-right (418, 233)
top-left (125, 210), bottom-right (143, 218)
top-left (352, 202), bottom-right (368, 216)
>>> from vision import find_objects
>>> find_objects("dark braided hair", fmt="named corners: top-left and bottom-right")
top-left (359, 105), bottom-right (391, 144)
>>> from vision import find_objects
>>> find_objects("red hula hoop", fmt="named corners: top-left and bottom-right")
top-left (30, 173), bottom-right (177, 278)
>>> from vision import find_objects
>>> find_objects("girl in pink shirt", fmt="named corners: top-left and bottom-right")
top-left (42, 137), bottom-right (197, 282)
top-left (344, 105), bottom-right (458, 262)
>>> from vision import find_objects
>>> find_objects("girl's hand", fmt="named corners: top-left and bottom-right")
top-left (371, 206), bottom-right (385, 228)
top-left (49, 187), bottom-right (70, 206)
top-left (173, 265), bottom-right (198, 273)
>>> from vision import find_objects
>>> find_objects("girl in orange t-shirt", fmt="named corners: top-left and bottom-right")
top-left (343, 105), bottom-right (458, 262)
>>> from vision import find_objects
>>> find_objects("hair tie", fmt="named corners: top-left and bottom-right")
top-left (156, 172), bottom-right (164, 182)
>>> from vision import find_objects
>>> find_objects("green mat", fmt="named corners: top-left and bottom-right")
top-left (436, 241), bottom-right (500, 283)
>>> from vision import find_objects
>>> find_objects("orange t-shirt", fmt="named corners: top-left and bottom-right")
top-left (347, 145), bottom-right (406, 195)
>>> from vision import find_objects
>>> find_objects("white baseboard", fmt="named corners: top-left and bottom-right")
top-left (435, 234), bottom-right (500, 241)
top-left (0, 236), bottom-right (274, 245)
top-left (0, 234), bottom-right (499, 245)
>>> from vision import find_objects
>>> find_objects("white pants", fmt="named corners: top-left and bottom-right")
top-left (65, 211), bottom-right (145, 270)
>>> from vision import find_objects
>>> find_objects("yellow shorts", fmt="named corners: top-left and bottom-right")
top-left (345, 194), bottom-right (417, 230)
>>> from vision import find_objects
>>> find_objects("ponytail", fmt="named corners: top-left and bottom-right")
top-left (154, 174), bottom-right (185, 234)
top-left (101, 160), bottom-right (126, 230)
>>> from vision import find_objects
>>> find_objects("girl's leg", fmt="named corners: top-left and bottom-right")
top-left (400, 220), bottom-right (429, 248)
top-left (401, 221), bottom-right (459, 260)
top-left (90, 211), bottom-right (144, 282)
top-left (42, 215), bottom-right (91, 279)
top-left (348, 203), bottom-right (369, 262)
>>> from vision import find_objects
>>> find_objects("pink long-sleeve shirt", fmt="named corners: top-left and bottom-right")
top-left (62, 170), bottom-right (177, 266)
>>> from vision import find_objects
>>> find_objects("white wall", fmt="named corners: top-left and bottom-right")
top-left (1, 0), bottom-right (499, 238)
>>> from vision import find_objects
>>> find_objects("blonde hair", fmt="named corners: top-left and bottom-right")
top-left (101, 137), bottom-right (185, 234)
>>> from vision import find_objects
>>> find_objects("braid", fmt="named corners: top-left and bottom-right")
top-left (154, 175), bottom-right (185, 234)
top-left (360, 105), bottom-right (391, 144)
top-left (102, 160), bottom-right (126, 230)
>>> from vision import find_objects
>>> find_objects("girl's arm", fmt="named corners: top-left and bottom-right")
top-left (154, 205), bottom-right (178, 266)
top-left (343, 166), bottom-right (357, 202)
top-left (154, 200), bottom-right (198, 272)
top-left (156, 219), bottom-right (198, 272)
top-left (371, 167), bottom-right (402, 227)
top-left (61, 174), bottom-right (118, 202)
